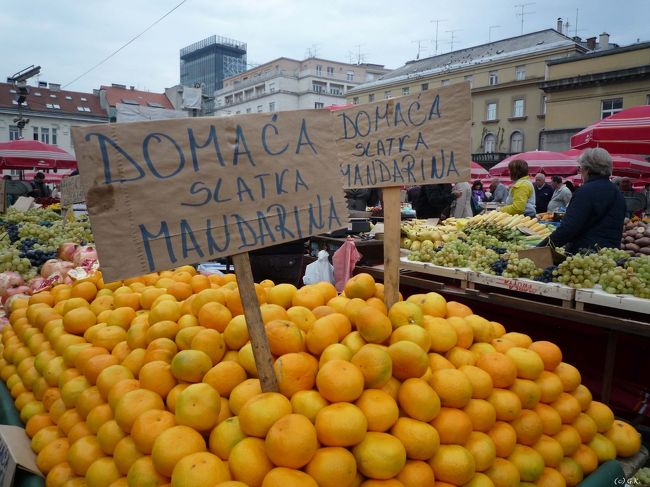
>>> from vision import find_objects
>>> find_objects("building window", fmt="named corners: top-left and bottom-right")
top-left (330, 84), bottom-right (344, 95)
top-left (33, 127), bottom-right (39, 141)
top-left (441, 79), bottom-right (449, 86)
top-left (9, 126), bottom-right (20, 140)
top-left (257, 105), bottom-right (263, 112)
top-left (368, 94), bottom-right (375, 102)
top-left (489, 70), bottom-right (498, 85)
top-left (315, 102), bottom-right (324, 109)
top-left (312, 81), bottom-right (326, 93)
top-left (40, 128), bottom-right (50, 144)
top-left (353, 97), bottom-right (359, 104)
top-left (510, 131), bottom-right (524, 153)
top-left (486, 102), bottom-right (497, 121)
top-left (327, 67), bottom-right (334, 76)
top-left (52, 128), bottom-right (58, 145)
top-left (541, 96), bottom-right (547, 115)
top-left (601, 98), bottom-right (623, 118)
top-left (464, 75), bottom-right (473, 88)
top-left (515, 65), bottom-right (526, 81)
top-left (646, 94), bottom-right (650, 104)
top-left (316, 65), bottom-right (322, 76)
top-left (269, 102), bottom-right (276, 112)
top-left (421, 83), bottom-right (429, 91)
top-left (484, 133), bottom-right (496, 153)
top-left (384, 91), bottom-right (392, 99)
top-left (346, 71), bottom-right (354, 81)
top-left (513, 99), bottom-right (525, 118)
top-left (402, 87), bottom-right (410, 96)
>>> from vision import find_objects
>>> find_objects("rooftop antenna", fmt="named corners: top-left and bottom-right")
top-left (574, 8), bottom-right (579, 37)
top-left (354, 44), bottom-right (366, 64)
top-left (489, 25), bottom-right (500, 42)
top-left (305, 44), bottom-right (320, 59)
top-left (446, 29), bottom-right (461, 52)
top-left (411, 39), bottom-right (427, 59)
top-left (430, 19), bottom-right (447, 55)
top-left (515, 3), bottom-right (535, 35)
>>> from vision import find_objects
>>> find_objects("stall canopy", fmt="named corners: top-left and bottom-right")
top-left (489, 150), bottom-right (579, 177)
top-left (563, 149), bottom-right (650, 178)
top-left (22, 171), bottom-right (73, 183)
top-left (570, 105), bottom-right (650, 155)
top-left (0, 140), bottom-right (77, 169)
top-left (471, 162), bottom-right (489, 180)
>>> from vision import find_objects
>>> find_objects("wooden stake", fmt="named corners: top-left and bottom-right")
top-left (232, 252), bottom-right (279, 392)
top-left (383, 187), bottom-right (401, 309)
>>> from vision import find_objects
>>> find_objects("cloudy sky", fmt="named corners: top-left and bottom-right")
top-left (2, 0), bottom-right (648, 93)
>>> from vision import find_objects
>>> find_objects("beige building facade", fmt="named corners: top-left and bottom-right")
top-left (540, 42), bottom-right (650, 151)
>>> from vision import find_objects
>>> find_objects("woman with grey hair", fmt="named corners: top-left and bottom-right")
top-left (539, 148), bottom-right (625, 254)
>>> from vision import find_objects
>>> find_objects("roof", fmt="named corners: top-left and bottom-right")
top-left (547, 41), bottom-right (650, 66)
top-left (100, 85), bottom-right (174, 109)
top-left (350, 29), bottom-right (584, 93)
top-left (0, 82), bottom-right (106, 118)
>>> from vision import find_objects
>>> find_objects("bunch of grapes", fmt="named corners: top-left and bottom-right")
top-left (467, 248), bottom-right (500, 273)
top-left (624, 256), bottom-right (650, 298)
top-left (0, 248), bottom-right (37, 279)
top-left (534, 265), bottom-right (558, 283)
top-left (431, 240), bottom-right (470, 267)
top-left (502, 257), bottom-right (542, 279)
top-left (555, 252), bottom-right (617, 288)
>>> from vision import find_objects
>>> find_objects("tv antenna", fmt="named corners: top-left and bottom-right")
top-left (412, 39), bottom-right (428, 59)
top-left (430, 19), bottom-right (446, 55)
top-left (515, 3), bottom-right (535, 35)
top-left (305, 44), bottom-right (320, 58)
top-left (446, 29), bottom-right (461, 52)
top-left (489, 25), bottom-right (500, 42)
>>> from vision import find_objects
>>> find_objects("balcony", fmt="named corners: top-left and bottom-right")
top-left (217, 69), bottom-right (298, 95)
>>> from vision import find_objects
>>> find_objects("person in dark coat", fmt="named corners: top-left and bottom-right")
top-left (344, 188), bottom-right (380, 211)
top-left (540, 148), bottom-right (625, 254)
top-left (29, 172), bottom-right (51, 198)
top-left (533, 173), bottom-right (553, 214)
top-left (413, 184), bottom-right (455, 219)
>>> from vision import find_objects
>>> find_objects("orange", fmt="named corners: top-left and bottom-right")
top-left (305, 317), bottom-right (339, 356)
top-left (209, 416), bottom-right (246, 460)
top-left (320, 343), bottom-right (353, 365)
top-left (126, 455), bottom-right (168, 486)
top-left (476, 352), bottom-right (517, 388)
top-left (25, 413), bottom-right (54, 438)
top-left (351, 344), bottom-right (392, 389)
top-left (353, 432), bottom-right (406, 479)
top-left (557, 457), bottom-right (583, 487)
top-left (292, 285), bottom-right (326, 310)
top-left (228, 378), bottom-right (262, 415)
top-left (431, 407), bottom-right (473, 445)
top-left (445, 301), bottom-right (473, 318)
top-left (85, 457), bottom-right (121, 486)
top-left (67, 435), bottom-right (105, 476)
top-left (342, 298), bottom-right (368, 326)
top-left (531, 434), bottom-right (564, 468)
top-left (274, 352), bottom-right (318, 398)
top-left (407, 292), bottom-right (447, 318)
top-left (585, 400), bottom-right (615, 433)
top-left (398, 378), bottom-right (441, 423)
top-left (507, 444), bottom-right (544, 482)
top-left (571, 412), bottom-right (598, 443)
top-left (260, 303), bottom-right (289, 324)
top-left (504, 347), bottom-right (544, 380)
top-left (395, 460), bottom-right (435, 487)
top-left (470, 342), bottom-right (497, 357)
top-left (114, 388), bottom-right (165, 433)
top-left (484, 457), bottom-right (520, 487)
top-left (535, 467), bottom-right (566, 487)
top-left (313, 281), bottom-right (338, 303)
top-left (106, 307), bottom-right (137, 329)
top-left (444, 346), bottom-right (476, 368)
top-left (286, 306), bottom-right (316, 333)
top-left (238, 392), bottom-right (292, 438)
top-left (36, 437), bottom-right (70, 475)
top-left (459, 365), bottom-right (493, 399)
top-left (508, 378), bottom-right (541, 409)
top-left (237, 343), bottom-right (258, 378)
top-left (45, 462), bottom-right (75, 487)
top-left (170, 349), bottom-right (212, 382)
top-left (265, 413), bottom-right (318, 468)
top-left (112, 436), bottom-right (143, 476)
top-left (429, 368), bottom-right (472, 408)
top-left (190, 328), bottom-right (226, 364)
top-left (263, 467), bottom-right (318, 486)
top-left (228, 437), bottom-right (274, 486)
top-left (553, 362), bottom-right (581, 392)
top-left (203, 360), bottom-right (248, 397)
top-left (170, 453), bottom-right (230, 487)
top-left (315, 402), bottom-right (368, 446)
top-left (604, 419), bottom-right (642, 457)
top-left (550, 392), bottom-right (581, 424)
top-left (305, 447), bottom-right (357, 487)
top-left (571, 384), bottom-right (592, 411)
top-left (355, 389), bottom-right (400, 432)
top-left (528, 341), bottom-right (562, 371)
top-left (267, 283), bottom-right (298, 309)
top-left (316, 359), bottom-right (364, 402)
top-left (63, 306), bottom-right (97, 335)
top-left (488, 389), bottom-right (522, 422)
top-left (534, 402), bottom-right (563, 435)
top-left (31, 425), bottom-right (62, 454)
top-left (197, 301), bottom-right (232, 331)
top-left (464, 314), bottom-right (495, 343)
top-left (317, 313), bottom-right (352, 341)
top-left (388, 341), bottom-right (428, 380)
top-left (107, 378), bottom-right (139, 411)
top-left (265, 319), bottom-right (304, 355)
top-left (511, 409), bottom-right (543, 446)
top-left (151, 425), bottom-right (206, 477)
top-left (388, 301), bottom-right (423, 328)
top-left (571, 443), bottom-right (599, 475)
top-left (429, 444), bottom-right (475, 485)
top-left (97, 419), bottom-right (127, 456)
top-left (463, 399), bottom-right (497, 432)
top-left (96, 364), bottom-right (133, 400)
top-left (423, 316), bottom-right (457, 353)
top-left (138, 360), bottom-right (176, 399)
top-left (290, 390), bottom-right (329, 423)
top-left (488, 421), bottom-right (517, 458)
top-left (175, 383), bottom-right (221, 432)
top-left (535, 370), bottom-right (563, 404)
top-left (343, 273), bottom-right (376, 300)
top-left (223, 315), bottom-right (250, 349)
top-left (60, 375), bottom-right (90, 408)
top-left (66, 421), bottom-right (93, 445)
top-left (588, 432), bottom-right (617, 462)
top-left (465, 431), bottom-right (496, 472)
top-left (145, 319), bottom-right (179, 343)
top-left (390, 417), bottom-right (439, 461)
top-left (326, 296), bottom-right (350, 314)
top-left (501, 332), bottom-right (532, 348)
top-left (553, 425), bottom-right (582, 456)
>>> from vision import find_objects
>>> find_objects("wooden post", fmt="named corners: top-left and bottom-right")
top-left (383, 187), bottom-right (401, 309)
top-left (232, 252), bottom-right (279, 393)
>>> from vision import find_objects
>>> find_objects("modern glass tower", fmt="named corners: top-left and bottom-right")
top-left (180, 35), bottom-right (247, 114)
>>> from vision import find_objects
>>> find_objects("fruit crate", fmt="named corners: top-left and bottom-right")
top-left (465, 271), bottom-right (576, 307)
top-left (399, 257), bottom-right (471, 289)
top-left (574, 288), bottom-right (650, 315)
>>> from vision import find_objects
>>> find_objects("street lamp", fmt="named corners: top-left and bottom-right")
top-left (7, 65), bottom-right (41, 138)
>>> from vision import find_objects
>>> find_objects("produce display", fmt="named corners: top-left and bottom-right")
top-left (0, 270), bottom-right (642, 486)
top-left (621, 218), bottom-right (650, 256)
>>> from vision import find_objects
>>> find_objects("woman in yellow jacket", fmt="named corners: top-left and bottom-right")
top-left (500, 159), bottom-right (537, 217)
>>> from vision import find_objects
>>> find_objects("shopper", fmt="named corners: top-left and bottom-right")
top-left (413, 184), bottom-right (455, 219)
top-left (565, 180), bottom-right (576, 194)
top-left (29, 172), bottom-right (51, 198)
top-left (344, 188), bottom-right (379, 211)
top-left (533, 173), bottom-right (553, 213)
top-left (471, 181), bottom-right (486, 203)
top-left (489, 177), bottom-right (508, 203)
top-left (540, 148), bottom-right (625, 254)
top-left (500, 159), bottom-right (536, 216)
top-left (547, 175), bottom-right (572, 213)
top-left (451, 181), bottom-right (473, 218)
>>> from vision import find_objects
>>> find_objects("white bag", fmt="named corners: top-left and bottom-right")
top-left (303, 250), bottom-right (334, 285)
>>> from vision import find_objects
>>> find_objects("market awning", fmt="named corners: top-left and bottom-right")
top-left (563, 149), bottom-right (650, 178)
top-left (471, 162), bottom-right (489, 180)
top-left (570, 105), bottom-right (650, 155)
top-left (488, 150), bottom-right (579, 177)
top-left (0, 139), bottom-right (77, 169)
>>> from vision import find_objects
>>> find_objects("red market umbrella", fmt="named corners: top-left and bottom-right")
top-left (471, 162), bottom-right (489, 180)
top-left (0, 140), bottom-right (76, 169)
top-left (570, 105), bottom-right (650, 155)
top-left (611, 154), bottom-right (650, 178)
top-left (22, 171), bottom-right (73, 183)
top-left (488, 151), bottom-right (579, 177)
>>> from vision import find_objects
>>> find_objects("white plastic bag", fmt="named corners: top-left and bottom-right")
top-left (303, 250), bottom-right (334, 285)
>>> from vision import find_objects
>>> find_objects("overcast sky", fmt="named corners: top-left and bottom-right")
top-left (2, 0), bottom-right (648, 93)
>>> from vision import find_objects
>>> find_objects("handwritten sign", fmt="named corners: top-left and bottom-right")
top-left (335, 83), bottom-right (471, 188)
top-left (0, 180), bottom-right (5, 213)
top-left (71, 111), bottom-right (348, 282)
top-left (60, 175), bottom-right (85, 206)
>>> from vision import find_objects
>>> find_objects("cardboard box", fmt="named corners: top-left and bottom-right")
top-left (0, 425), bottom-right (42, 487)
top-left (517, 246), bottom-right (565, 269)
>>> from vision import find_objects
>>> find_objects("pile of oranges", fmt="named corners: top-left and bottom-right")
top-left (0, 267), bottom-right (642, 487)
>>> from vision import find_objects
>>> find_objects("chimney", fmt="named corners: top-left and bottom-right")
top-left (93, 89), bottom-right (100, 96)
top-left (572, 36), bottom-right (582, 43)
top-left (586, 37), bottom-right (597, 50)
top-left (38, 81), bottom-right (47, 88)
top-left (556, 18), bottom-right (563, 33)
top-left (111, 83), bottom-right (126, 89)
top-left (130, 86), bottom-right (135, 90)
top-left (599, 32), bottom-right (610, 50)
top-left (48, 83), bottom-right (60, 92)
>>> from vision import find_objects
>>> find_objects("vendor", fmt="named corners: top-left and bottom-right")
top-left (547, 176), bottom-right (572, 213)
top-left (533, 173), bottom-right (553, 213)
top-left (499, 159), bottom-right (536, 217)
top-left (490, 177), bottom-right (508, 203)
top-left (539, 148), bottom-right (625, 254)
top-left (344, 188), bottom-right (380, 211)
top-left (413, 184), bottom-right (455, 219)
top-left (29, 172), bottom-right (51, 198)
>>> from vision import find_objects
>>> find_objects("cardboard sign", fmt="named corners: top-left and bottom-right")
top-left (71, 111), bottom-right (348, 282)
top-left (61, 175), bottom-right (85, 206)
top-left (335, 83), bottom-right (471, 188)
top-left (0, 180), bottom-right (5, 213)
top-left (0, 426), bottom-right (43, 487)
